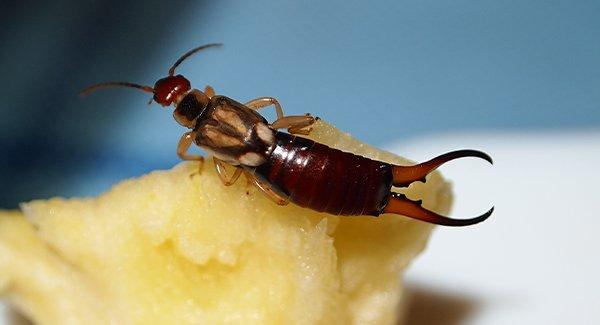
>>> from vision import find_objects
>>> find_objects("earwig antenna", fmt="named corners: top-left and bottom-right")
top-left (168, 43), bottom-right (223, 76)
top-left (79, 82), bottom-right (154, 97)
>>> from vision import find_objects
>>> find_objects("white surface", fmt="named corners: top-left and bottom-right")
top-left (395, 130), bottom-right (600, 324)
top-left (2, 130), bottom-right (599, 324)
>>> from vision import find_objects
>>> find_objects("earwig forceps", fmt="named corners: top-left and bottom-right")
top-left (385, 150), bottom-right (494, 226)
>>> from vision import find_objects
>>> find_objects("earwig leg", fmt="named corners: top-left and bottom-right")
top-left (271, 114), bottom-right (316, 135)
top-left (177, 132), bottom-right (203, 162)
top-left (384, 193), bottom-right (493, 226)
top-left (213, 157), bottom-right (242, 186)
top-left (177, 131), bottom-right (204, 177)
top-left (244, 97), bottom-right (284, 119)
top-left (244, 171), bottom-right (289, 206)
top-left (392, 150), bottom-right (493, 187)
top-left (205, 85), bottom-right (215, 98)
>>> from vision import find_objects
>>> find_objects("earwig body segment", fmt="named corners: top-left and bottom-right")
top-left (249, 132), bottom-right (392, 216)
top-left (81, 43), bottom-right (494, 227)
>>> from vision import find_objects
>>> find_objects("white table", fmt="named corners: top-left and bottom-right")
top-left (397, 130), bottom-right (600, 324)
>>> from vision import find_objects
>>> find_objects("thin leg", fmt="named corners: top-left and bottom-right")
top-left (205, 85), bottom-right (215, 98)
top-left (177, 132), bottom-right (203, 161)
top-left (213, 157), bottom-right (242, 186)
top-left (177, 131), bottom-right (204, 176)
top-left (244, 171), bottom-right (289, 205)
top-left (271, 114), bottom-right (315, 135)
top-left (244, 97), bottom-right (284, 119)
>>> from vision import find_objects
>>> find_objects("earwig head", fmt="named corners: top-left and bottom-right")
top-left (152, 75), bottom-right (191, 107)
top-left (80, 43), bottom-right (222, 113)
top-left (151, 43), bottom-right (221, 106)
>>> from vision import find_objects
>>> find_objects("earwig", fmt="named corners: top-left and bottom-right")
top-left (81, 44), bottom-right (494, 227)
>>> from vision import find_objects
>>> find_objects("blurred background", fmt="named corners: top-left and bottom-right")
top-left (1, 0), bottom-right (599, 324)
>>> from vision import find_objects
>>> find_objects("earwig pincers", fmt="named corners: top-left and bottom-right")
top-left (81, 43), bottom-right (494, 227)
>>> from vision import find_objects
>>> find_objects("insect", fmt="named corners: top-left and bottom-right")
top-left (81, 43), bottom-right (493, 226)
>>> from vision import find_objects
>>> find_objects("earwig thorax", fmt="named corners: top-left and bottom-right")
top-left (172, 89), bottom-right (210, 128)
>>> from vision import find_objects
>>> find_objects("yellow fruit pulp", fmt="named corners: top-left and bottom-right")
top-left (0, 121), bottom-right (451, 324)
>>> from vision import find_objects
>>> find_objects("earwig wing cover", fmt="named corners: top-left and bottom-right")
top-left (0, 120), bottom-right (452, 324)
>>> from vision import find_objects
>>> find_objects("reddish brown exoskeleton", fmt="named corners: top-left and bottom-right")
top-left (81, 44), bottom-right (493, 226)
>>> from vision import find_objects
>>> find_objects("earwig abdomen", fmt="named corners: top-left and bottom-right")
top-left (250, 132), bottom-right (393, 216)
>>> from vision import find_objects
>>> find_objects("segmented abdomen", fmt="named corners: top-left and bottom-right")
top-left (251, 132), bottom-right (393, 216)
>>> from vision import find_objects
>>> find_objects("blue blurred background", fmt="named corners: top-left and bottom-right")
top-left (1, 0), bottom-right (599, 208)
